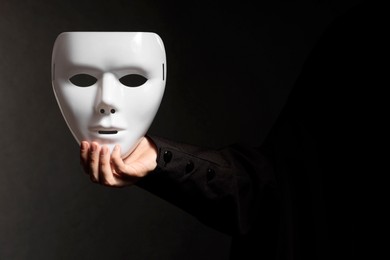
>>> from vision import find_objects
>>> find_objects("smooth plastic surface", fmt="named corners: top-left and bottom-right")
top-left (52, 32), bottom-right (166, 156)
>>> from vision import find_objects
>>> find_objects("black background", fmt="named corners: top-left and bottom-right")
top-left (1, 0), bottom-right (362, 259)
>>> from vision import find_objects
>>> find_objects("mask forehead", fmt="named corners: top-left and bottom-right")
top-left (53, 32), bottom-right (165, 75)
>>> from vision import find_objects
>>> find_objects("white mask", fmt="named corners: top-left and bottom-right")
top-left (52, 32), bottom-right (166, 156)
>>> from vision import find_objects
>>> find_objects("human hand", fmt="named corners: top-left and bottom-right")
top-left (80, 137), bottom-right (158, 187)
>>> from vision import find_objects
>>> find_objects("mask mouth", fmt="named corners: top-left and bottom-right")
top-left (89, 126), bottom-right (124, 135)
top-left (98, 130), bottom-right (118, 135)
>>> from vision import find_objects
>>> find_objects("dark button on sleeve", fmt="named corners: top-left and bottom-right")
top-left (206, 168), bottom-right (215, 181)
top-left (185, 160), bottom-right (194, 173)
top-left (163, 150), bottom-right (172, 163)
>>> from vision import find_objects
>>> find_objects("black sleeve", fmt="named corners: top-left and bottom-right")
top-left (136, 135), bottom-right (277, 236)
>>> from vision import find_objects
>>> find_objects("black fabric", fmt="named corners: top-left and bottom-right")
top-left (138, 2), bottom-right (383, 259)
top-left (137, 137), bottom-right (277, 238)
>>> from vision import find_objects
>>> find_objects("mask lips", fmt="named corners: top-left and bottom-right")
top-left (89, 126), bottom-right (125, 135)
top-left (98, 130), bottom-right (118, 135)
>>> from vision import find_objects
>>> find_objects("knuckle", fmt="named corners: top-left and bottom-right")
top-left (89, 157), bottom-right (98, 165)
top-left (90, 176), bottom-right (98, 183)
top-left (132, 171), bottom-right (144, 178)
top-left (101, 180), bottom-right (111, 186)
top-left (101, 179), bottom-right (116, 187)
top-left (100, 160), bottom-right (109, 168)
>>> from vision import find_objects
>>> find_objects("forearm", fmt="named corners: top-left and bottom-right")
top-left (137, 135), bottom-right (277, 236)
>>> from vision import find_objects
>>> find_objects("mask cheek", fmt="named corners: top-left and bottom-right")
top-left (56, 84), bottom-right (96, 141)
top-left (124, 83), bottom-right (164, 121)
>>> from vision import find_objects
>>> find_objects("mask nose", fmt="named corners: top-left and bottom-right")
top-left (99, 107), bottom-right (116, 115)
top-left (96, 73), bottom-right (120, 115)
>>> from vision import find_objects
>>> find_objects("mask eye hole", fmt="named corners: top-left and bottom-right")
top-left (119, 74), bottom-right (147, 87)
top-left (69, 74), bottom-right (97, 87)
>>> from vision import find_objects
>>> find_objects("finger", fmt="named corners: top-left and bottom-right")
top-left (80, 141), bottom-right (90, 174)
top-left (111, 144), bottom-right (139, 178)
top-left (110, 145), bottom-right (140, 186)
top-left (89, 142), bottom-right (101, 182)
top-left (99, 145), bottom-right (116, 186)
top-left (111, 145), bottom-right (128, 176)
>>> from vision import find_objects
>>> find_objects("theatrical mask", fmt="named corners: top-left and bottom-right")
top-left (52, 32), bottom-right (166, 156)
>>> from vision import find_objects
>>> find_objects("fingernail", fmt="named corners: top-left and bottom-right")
top-left (101, 146), bottom-right (108, 156)
top-left (81, 141), bottom-right (87, 150)
top-left (91, 142), bottom-right (98, 152)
